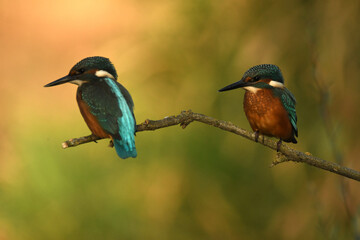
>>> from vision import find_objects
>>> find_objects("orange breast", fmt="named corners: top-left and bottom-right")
top-left (76, 90), bottom-right (111, 139)
top-left (243, 89), bottom-right (293, 141)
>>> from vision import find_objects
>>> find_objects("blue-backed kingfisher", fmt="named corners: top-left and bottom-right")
top-left (44, 56), bottom-right (137, 159)
top-left (219, 64), bottom-right (298, 149)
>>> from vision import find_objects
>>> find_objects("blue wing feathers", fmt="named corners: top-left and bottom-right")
top-left (273, 87), bottom-right (298, 138)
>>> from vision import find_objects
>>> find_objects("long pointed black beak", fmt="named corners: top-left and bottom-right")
top-left (44, 75), bottom-right (75, 87)
top-left (218, 78), bottom-right (251, 92)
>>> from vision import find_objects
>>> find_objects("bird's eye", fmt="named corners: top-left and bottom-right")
top-left (253, 76), bottom-right (260, 81)
top-left (77, 68), bottom-right (85, 74)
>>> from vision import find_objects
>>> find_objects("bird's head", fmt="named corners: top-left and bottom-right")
top-left (44, 56), bottom-right (118, 87)
top-left (219, 64), bottom-right (284, 93)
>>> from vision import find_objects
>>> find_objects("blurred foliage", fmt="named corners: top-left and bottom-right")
top-left (1, 0), bottom-right (360, 239)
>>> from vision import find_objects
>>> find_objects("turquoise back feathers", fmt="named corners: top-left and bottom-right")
top-left (80, 78), bottom-right (137, 159)
top-left (104, 78), bottom-right (137, 158)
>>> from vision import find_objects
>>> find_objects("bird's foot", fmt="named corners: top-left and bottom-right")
top-left (109, 140), bottom-right (114, 148)
top-left (276, 139), bottom-right (282, 152)
top-left (254, 131), bottom-right (260, 142)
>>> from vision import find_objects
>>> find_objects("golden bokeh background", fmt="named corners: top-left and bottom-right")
top-left (1, 0), bottom-right (360, 239)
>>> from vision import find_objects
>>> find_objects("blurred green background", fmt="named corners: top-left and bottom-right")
top-left (1, 0), bottom-right (360, 239)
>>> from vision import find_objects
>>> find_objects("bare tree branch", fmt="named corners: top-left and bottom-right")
top-left (61, 110), bottom-right (360, 182)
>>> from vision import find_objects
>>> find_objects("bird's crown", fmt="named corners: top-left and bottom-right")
top-left (243, 64), bottom-right (284, 83)
top-left (69, 56), bottom-right (118, 80)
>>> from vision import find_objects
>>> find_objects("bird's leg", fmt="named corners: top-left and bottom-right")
top-left (276, 139), bottom-right (282, 152)
top-left (254, 130), bottom-right (259, 142)
top-left (109, 140), bottom-right (114, 148)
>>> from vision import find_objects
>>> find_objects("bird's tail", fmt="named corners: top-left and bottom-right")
top-left (113, 138), bottom-right (137, 159)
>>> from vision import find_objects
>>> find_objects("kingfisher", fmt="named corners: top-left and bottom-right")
top-left (219, 64), bottom-right (297, 150)
top-left (44, 56), bottom-right (137, 159)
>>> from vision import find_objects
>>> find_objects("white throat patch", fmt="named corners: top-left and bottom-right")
top-left (70, 80), bottom-right (87, 86)
top-left (95, 70), bottom-right (115, 79)
top-left (269, 80), bottom-right (284, 88)
top-left (243, 86), bottom-right (260, 93)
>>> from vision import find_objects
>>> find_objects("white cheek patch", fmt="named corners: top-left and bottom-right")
top-left (95, 70), bottom-right (115, 79)
top-left (244, 86), bottom-right (260, 93)
top-left (269, 80), bottom-right (284, 88)
top-left (70, 80), bottom-right (87, 86)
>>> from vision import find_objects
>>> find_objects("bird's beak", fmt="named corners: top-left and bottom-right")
top-left (218, 78), bottom-right (252, 92)
top-left (44, 75), bottom-right (75, 87)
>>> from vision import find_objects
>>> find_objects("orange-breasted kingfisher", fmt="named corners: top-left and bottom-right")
top-left (44, 56), bottom-right (137, 159)
top-left (219, 64), bottom-right (298, 149)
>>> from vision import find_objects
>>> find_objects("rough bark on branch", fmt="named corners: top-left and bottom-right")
top-left (61, 110), bottom-right (360, 182)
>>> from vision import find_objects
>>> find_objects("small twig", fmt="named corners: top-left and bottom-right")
top-left (270, 152), bottom-right (292, 167)
top-left (62, 134), bottom-right (100, 149)
top-left (61, 110), bottom-right (360, 182)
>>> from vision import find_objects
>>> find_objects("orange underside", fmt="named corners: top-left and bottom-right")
top-left (76, 91), bottom-right (111, 139)
top-left (244, 89), bottom-right (293, 141)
